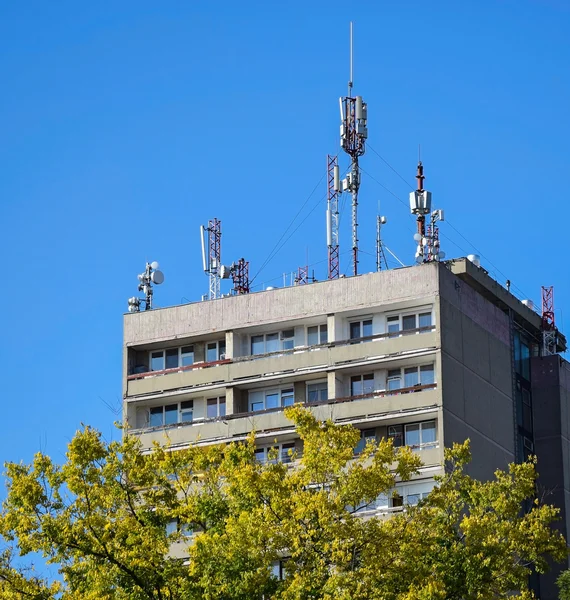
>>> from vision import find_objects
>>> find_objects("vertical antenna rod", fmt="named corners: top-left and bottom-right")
top-left (340, 21), bottom-right (368, 277)
top-left (327, 155), bottom-right (340, 279)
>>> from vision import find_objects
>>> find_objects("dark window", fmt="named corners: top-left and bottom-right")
top-left (402, 315), bottom-right (416, 331)
top-left (388, 424), bottom-right (403, 447)
top-left (165, 349), bottom-right (178, 370)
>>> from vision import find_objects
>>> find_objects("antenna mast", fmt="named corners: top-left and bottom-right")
top-left (541, 286), bottom-right (557, 355)
top-left (200, 218), bottom-right (222, 300)
top-left (376, 215), bottom-right (387, 271)
top-left (340, 21), bottom-right (368, 276)
top-left (327, 155), bottom-right (340, 279)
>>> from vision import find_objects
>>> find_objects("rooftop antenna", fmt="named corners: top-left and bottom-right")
top-left (541, 286), bottom-right (557, 355)
top-left (200, 218), bottom-right (222, 299)
top-left (339, 21), bottom-right (368, 277)
top-left (409, 159), bottom-right (445, 264)
top-left (376, 214), bottom-right (388, 271)
top-left (127, 261), bottom-right (165, 312)
top-left (231, 258), bottom-right (250, 295)
top-left (327, 155), bottom-right (341, 279)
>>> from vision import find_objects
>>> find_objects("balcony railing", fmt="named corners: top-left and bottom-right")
top-left (127, 325), bottom-right (436, 381)
top-left (130, 382), bottom-right (437, 434)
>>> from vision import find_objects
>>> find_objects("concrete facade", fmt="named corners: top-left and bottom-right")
top-left (122, 258), bottom-right (570, 597)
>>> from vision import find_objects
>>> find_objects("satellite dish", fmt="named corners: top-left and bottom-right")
top-left (151, 270), bottom-right (165, 284)
top-left (150, 261), bottom-right (160, 270)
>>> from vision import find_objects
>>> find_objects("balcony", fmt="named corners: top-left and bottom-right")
top-left (130, 383), bottom-right (440, 449)
top-left (126, 327), bottom-right (437, 398)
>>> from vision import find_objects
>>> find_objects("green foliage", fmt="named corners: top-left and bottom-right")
top-left (0, 407), bottom-right (566, 599)
top-left (558, 569), bottom-right (570, 600)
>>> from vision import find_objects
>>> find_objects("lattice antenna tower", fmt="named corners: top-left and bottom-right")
top-left (200, 218), bottom-right (222, 300)
top-left (231, 258), bottom-right (250, 295)
top-left (541, 285), bottom-right (557, 355)
top-left (409, 161), bottom-right (445, 263)
top-left (339, 22), bottom-right (368, 276)
top-left (326, 155), bottom-right (340, 279)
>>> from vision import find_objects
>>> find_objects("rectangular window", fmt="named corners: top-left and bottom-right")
top-left (404, 420), bottom-right (437, 448)
top-left (165, 519), bottom-right (177, 536)
top-left (350, 319), bottom-right (373, 341)
top-left (251, 331), bottom-right (296, 355)
top-left (281, 329), bottom-right (295, 350)
top-left (164, 404), bottom-right (178, 425)
top-left (418, 312), bottom-right (432, 329)
top-left (256, 443), bottom-right (297, 465)
top-left (307, 381), bottom-right (327, 403)
top-left (150, 351), bottom-right (165, 372)
top-left (522, 389), bottom-right (532, 432)
top-left (207, 397), bottom-right (226, 419)
top-left (387, 369), bottom-right (402, 392)
top-left (350, 373), bottom-right (374, 396)
top-left (180, 346), bottom-right (194, 367)
top-left (165, 349), bottom-right (179, 370)
top-left (281, 442), bottom-right (296, 463)
top-left (249, 388), bottom-right (295, 412)
top-left (388, 424), bottom-right (403, 447)
top-left (402, 315), bottom-right (416, 332)
top-left (420, 365), bottom-right (435, 386)
top-left (150, 403), bottom-right (187, 427)
top-left (387, 316), bottom-right (400, 336)
top-left (307, 324), bottom-right (327, 346)
top-left (404, 367), bottom-right (419, 388)
top-left (150, 406), bottom-right (163, 427)
top-left (180, 400), bottom-right (193, 423)
top-left (355, 428), bottom-right (376, 454)
top-left (206, 340), bottom-right (225, 362)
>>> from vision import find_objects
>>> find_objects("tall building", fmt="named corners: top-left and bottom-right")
top-left (122, 258), bottom-right (569, 599)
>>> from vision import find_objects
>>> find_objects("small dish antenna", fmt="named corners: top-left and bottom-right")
top-left (126, 261), bottom-right (165, 312)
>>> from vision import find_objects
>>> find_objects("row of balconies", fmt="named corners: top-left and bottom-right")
top-left (125, 326), bottom-right (438, 398)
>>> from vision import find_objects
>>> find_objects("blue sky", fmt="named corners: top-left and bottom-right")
top-left (1, 0), bottom-right (569, 466)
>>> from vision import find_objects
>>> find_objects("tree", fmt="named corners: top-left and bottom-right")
top-left (0, 406), bottom-right (566, 599)
top-left (558, 569), bottom-right (570, 600)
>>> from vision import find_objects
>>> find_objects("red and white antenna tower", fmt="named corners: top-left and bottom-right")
top-left (327, 154), bottom-right (340, 279)
top-left (295, 265), bottom-right (309, 285)
top-left (231, 258), bottom-right (250, 295)
top-left (541, 285), bottom-right (557, 355)
top-left (339, 22), bottom-right (368, 276)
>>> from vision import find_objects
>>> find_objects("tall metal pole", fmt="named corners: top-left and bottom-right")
top-left (376, 215), bottom-right (381, 272)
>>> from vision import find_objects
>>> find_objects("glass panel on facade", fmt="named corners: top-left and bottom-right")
top-left (405, 423), bottom-right (420, 447)
top-left (387, 316), bottom-right (400, 335)
top-left (387, 369), bottom-right (401, 391)
top-left (402, 315), bottom-right (416, 331)
top-left (388, 425), bottom-right (403, 447)
top-left (151, 351), bottom-right (164, 371)
top-left (265, 333), bottom-right (279, 353)
top-left (362, 373), bottom-right (374, 395)
top-left (307, 326), bottom-right (318, 346)
top-left (251, 401), bottom-right (264, 412)
top-left (351, 376), bottom-right (363, 396)
top-left (165, 349), bottom-right (179, 370)
top-left (362, 319), bottom-right (373, 338)
top-left (404, 367), bottom-right (419, 388)
top-left (150, 407), bottom-right (163, 427)
top-left (207, 398), bottom-right (218, 419)
top-left (206, 343), bottom-right (218, 362)
top-left (164, 404), bottom-right (178, 425)
top-left (180, 401), bottom-right (193, 423)
top-left (180, 346), bottom-right (194, 367)
top-left (418, 312), bottom-right (432, 329)
top-left (307, 382), bottom-right (327, 402)
top-left (265, 392), bottom-right (279, 409)
top-left (281, 329), bottom-right (295, 350)
top-left (320, 324), bottom-right (328, 344)
top-left (421, 420), bottom-right (436, 445)
top-left (420, 365), bottom-right (435, 385)
top-left (281, 389), bottom-right (294, 407)
top-left (350, 322), bottom-right (361, 340)
top-left (251, 335), bottom-right (264, 355)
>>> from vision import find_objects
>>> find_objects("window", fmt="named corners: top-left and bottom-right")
top-left (307, 381), bottom-right (328, 403)
top-left (386, 421), bottom-right (437, 450)
top-left (180, 346), bottom-right (194, 367)
top-left (251, 331), bottom-right (295, 355)
top-left (255, 442), bottom-right (297, 465)
top-left (180, 401), bottom-right (193, 423)
top-left (271, 559), bottom-right (288, 580)
top-left (522, 389), bottom-right (532, 433)
top-left (388, 364), bottom-right (434, 392)
top-left (386, 311), bottom-right (433, 336)
top-left (307, 324), bottom-right (328, 345)
top-left (150, 404), bottom-right (178, 427)
top-left (149, 345), bottom-right (195, 372)
top-left (350, 373), bottom-right (374, 396)
top-left (207, 397), bottom-right (226, 419)
top-left (149, 402), bottom-right (194, 427)
top-left (387, 369), bottom-right (401, 392)
top-left (165, 519), bottom-right (178, 536)
top-left (249, 388), bottom-right (295, 412)
top-left (350, 319), bottom-right (373, 341)
top-left (355, 428), bottom-right (376, 454)
top-left (376, 480), bottom-right (435, 510)
top-left (207, 340), bottom-right (226, 362)
top-left (405, 420), bottom-right (436, 449)
top-left (166, 518), bottom-right (193, 538)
